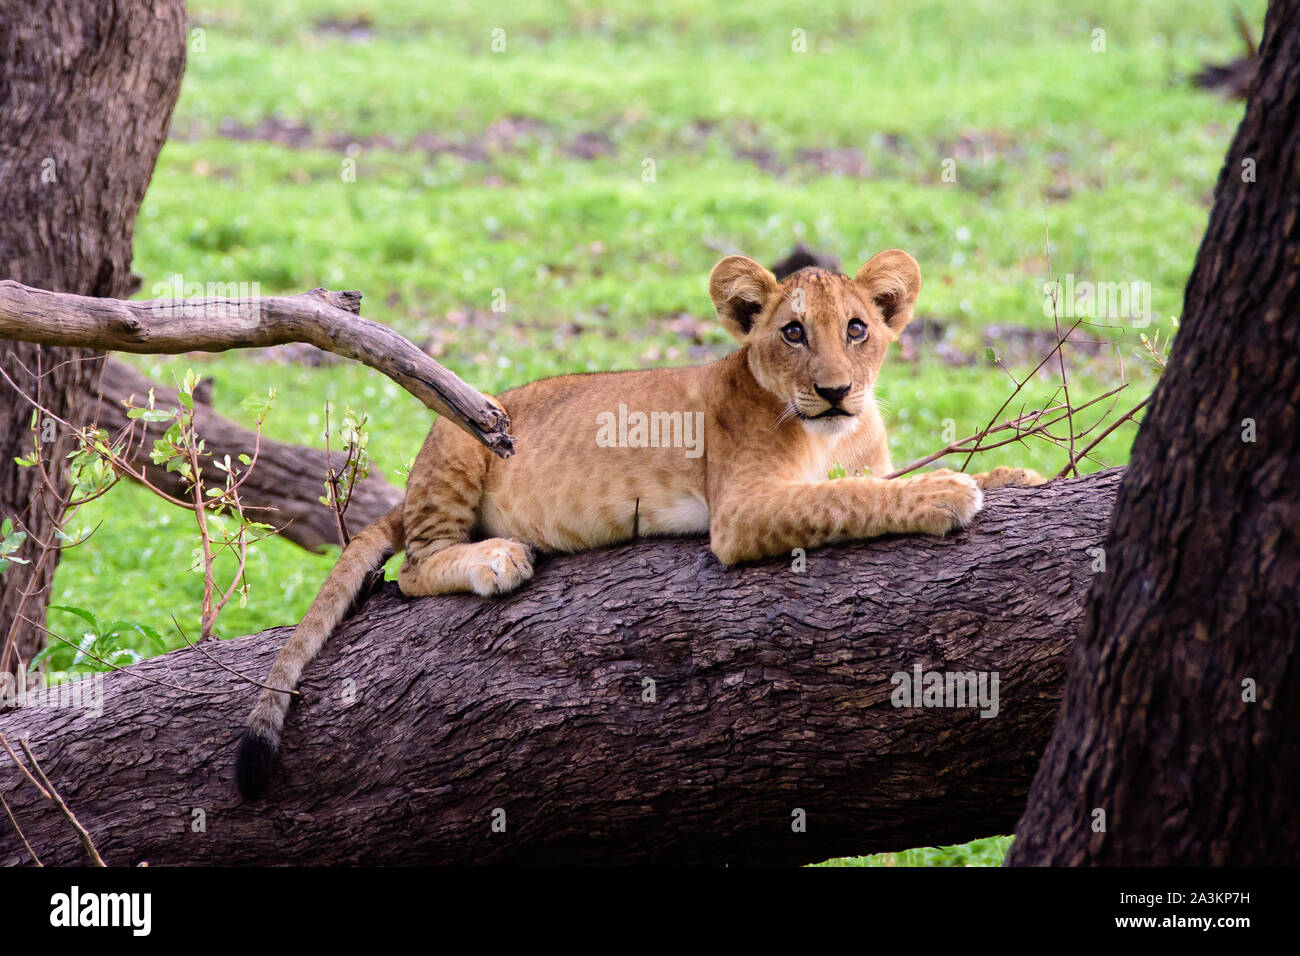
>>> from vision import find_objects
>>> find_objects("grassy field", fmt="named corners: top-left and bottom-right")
top-left (42, 0), bottom-right (1258, 866)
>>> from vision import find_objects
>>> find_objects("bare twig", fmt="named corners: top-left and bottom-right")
top-left (12, 735), bottom-right (106, 866)
top-left (1052, 396), bottom-right (1151, 480)
top-left (958, 314), bottom-right (1087, 472)
top-left (0, 791), bottom-right (41, 865)
top-left (886, 384), bottom-right (1128, 479)
top-left (1044, 213), bottom-right (1079, 477)
top-left (169, 615), bottom-right (300, 697)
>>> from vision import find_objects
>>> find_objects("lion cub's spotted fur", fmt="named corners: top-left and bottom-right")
top-left (235, 249), bottom-right (1043, 798)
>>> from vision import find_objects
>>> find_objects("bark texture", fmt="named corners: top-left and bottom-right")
top-left (1, 471), bottom-right (1118, 866)
top-left (1008, 0), bottom-right (1300, 865)
top-left (94, 357), bottom-right (402, 552)
top-left (0, 1), bottom-right (188, 673)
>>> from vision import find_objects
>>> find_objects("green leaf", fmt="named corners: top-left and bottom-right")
top-left (26, 641), bottom-right (60, 672)
top-left (48, 604), bottom-right (100, 631)
top-left (102, 621), bottom-right (168, 652)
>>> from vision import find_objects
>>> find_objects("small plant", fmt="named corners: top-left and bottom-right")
top-left (135, 371), bottom-right (276, 640)
top-left (319, 403), bottom-right (372, 547)
top-left (28, 606), bottom-right (167, 673)
top-left (6, 368), bottom-right (278, 660)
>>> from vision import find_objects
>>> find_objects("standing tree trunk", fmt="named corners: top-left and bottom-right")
top-left (1008, 0), bottom-right (1300, 865)
top-left (0, 1), bottom-right (187, 674)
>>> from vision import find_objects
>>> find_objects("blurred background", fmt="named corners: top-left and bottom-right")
top-left (47, 0), bottom-right (1263, 862)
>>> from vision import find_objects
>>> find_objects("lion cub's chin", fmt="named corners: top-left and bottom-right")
top-left (799, 414), bottom-right (861, 438)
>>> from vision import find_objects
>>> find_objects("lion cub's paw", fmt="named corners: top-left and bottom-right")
top-left (901, 469), bottom-right (984, 535)
top-left (974, 466), bottom-right (1047, 490)
top-left (467, 539), bottom-right (535, 597)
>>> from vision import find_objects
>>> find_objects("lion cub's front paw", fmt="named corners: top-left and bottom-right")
top-left (900, 469), bottom-right (984, 535)
top-left (974, 466), bottom-right (1047, 490)
top-left (467, 539), bottom-right (535, 596)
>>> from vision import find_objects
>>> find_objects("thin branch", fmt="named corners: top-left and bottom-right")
top-left (169, 615), bottom-right (300, 697)
top-left (0, 731), bottom-right (48, 799)
top-left (1044, 211), bottom-right (1080, 477)
top-left (1052, 396), bottom-right (1151, 480)
top-left (21, 614), bottom-right (219, 696)
top-left (0, 791), bottom-right (41, 865)
top-left (14, 736), bottom-right (106, 866)
top-left (886, 384), bottom-right (1128, 479)
top-left (959, 314), bottom-right (1087, 471)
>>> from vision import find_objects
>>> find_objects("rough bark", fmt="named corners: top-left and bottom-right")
top-left (1, 471), bottom-right (1118, 866)
top-left (93, 358), bottom-right (404, 552)
top-left (1008, 0), bottom-right (1300, 865)
top-left (0, 282), bottom-right (515, 457)
top-left (0, 1), bottom-right (188, 674)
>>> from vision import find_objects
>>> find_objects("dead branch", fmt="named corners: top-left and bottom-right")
top-left (0, 282), bottom-right (514, 457)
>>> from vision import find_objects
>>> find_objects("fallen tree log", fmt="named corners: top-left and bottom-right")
top-left (93, 358), bottom-right (403, 551)
top-left (0, 470), bottom-right (1119, 866)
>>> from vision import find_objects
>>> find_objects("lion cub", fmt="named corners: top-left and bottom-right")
top-left (236, 249), bottom-right (1043, 797)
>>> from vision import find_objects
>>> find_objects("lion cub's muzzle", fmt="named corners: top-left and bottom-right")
top-left (797, 383), bottom-right (862, 420)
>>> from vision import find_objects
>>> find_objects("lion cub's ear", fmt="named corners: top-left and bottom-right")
top-left (709, 255), bottom-right (779, 341)
top-left (855, 249), bottom-right (922, 335)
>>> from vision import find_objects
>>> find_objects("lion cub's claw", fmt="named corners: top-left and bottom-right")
top-left (468, 540), bottom-right (535, 597)
top-left (903, 469), bottom-right (984, 535)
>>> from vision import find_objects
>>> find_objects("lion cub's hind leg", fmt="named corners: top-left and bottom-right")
top-left (397, 417), bottom-right (535, 598)
top-left (399, 538), bottom-right (535, 597)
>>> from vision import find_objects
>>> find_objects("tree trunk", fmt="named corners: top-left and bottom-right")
top-left (95, 358), bottom-right (402, 552)
top-left (1, 472), bottom-right (1117, 866)
top-left (1007, 0), bottom-right (1300, 865)
top-left (0, 1), bottom-right (187, 673)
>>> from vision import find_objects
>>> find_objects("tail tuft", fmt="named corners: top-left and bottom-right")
top-left (235, 730), bottom-right (277, 800)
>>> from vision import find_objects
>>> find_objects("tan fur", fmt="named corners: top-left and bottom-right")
top-left (242, 508), bottom-right (402, 756)
top-left (236, 249), bottom-right (1043, 797)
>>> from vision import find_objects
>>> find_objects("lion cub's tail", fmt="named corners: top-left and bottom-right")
top-left (235, 506), bottom-right (404, 800)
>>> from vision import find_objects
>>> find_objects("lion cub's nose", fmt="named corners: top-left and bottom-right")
top-left (814, 383), bottom-right (851, 405)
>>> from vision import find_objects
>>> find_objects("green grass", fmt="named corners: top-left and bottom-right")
top-left (815, 836), bottom-right (1014, 867)
top-left (37, 0), bottom-right (1260, 866)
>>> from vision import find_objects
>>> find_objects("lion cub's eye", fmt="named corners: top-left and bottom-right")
top-left (781, 321), bottom-right (806, 346)
top-left (847, 318), bottom-right (867, 342)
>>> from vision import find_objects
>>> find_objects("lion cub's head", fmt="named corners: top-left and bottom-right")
top-left (708, 250), bottom-right (921, 436)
